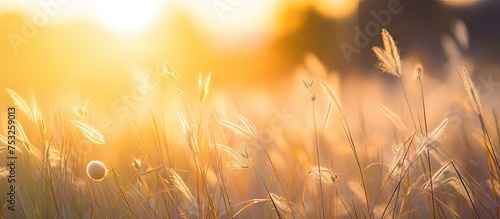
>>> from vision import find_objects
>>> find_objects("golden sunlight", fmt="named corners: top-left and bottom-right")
top-left (313, 0), bottom-right (359, 19)
top-left (91, 0), bottom-right (164, 34)
top-left (1, 1), bottom-right (499, 218)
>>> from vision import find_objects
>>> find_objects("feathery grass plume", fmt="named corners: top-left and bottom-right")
top-left (15, 121), bottom-right (32, 151)
top-left (47, 147), bottom-right (64, 167)
top-left (308, 166), bottom-right (340, 185)
top-left (168, 169), bottom-right (198, 214)
top-left (458, 66), bottom-right (482, 114)
top-left (86, 160), bottom-right (108, 181)
top-left (320, 80), bottom-right (342, 115)
top-left (423, 162), bottom-right (452, 190)
top-left (380, 105), bottom-right (408, 134)
top-left (452, 19), bottom-right (469, 50)
top-left (162, 62), bottom-right (179, 82)
top-left (301, 74), bottom-right (317, 101)
top-left (219, 114), bottom-right (259, 141)
top-left (178, 112), bottom-right (199, 154)
top-left (6, 88), bottom-right (46, 133)
top-left (72, 95), bottom-right (92, 119)
top-left (235, 114), bottom-right (259, 138)
top-left (413, 63), bottom-right (424, 80)
top-left (372, 28), bottom-right (402, 77)
top-left (169, 169), bottom-right (195, 202)
top-left (389, 145), bottom-right (411, 176)
top-left (448, 178), bottom-right (469, 200)
top-left (198, 71), bottom-right (211, 104)
top-left (5, 89), bottom-right (30, 115)
top-left (178, 111), bottom-right (189, 134)
top-left (210, 143), bottom-right (249, 169)
top-left (70, 120), bottom-right (106, 144)
top-left (268, 193), bottom-right (292, 214)
top-left (347, 181), bottom-right (367, 205)
top-left (417, 118), bottom-right (449, 154)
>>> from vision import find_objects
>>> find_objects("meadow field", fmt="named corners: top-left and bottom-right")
top-left (1, 1), bottom-right (500, 218)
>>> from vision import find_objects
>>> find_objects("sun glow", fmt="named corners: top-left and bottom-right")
top-left (91, 0), bottom-right (164, 34)
top-left (441, 0), bottom-right (481, 7)
top-left (313, 0), bottom-right (359, 19)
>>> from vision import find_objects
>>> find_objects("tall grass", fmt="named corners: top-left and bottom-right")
top-left (1, 27), bottom-right (499, 219)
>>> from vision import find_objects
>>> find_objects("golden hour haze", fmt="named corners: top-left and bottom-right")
top-left (1, 0), bottom-right (500, 218)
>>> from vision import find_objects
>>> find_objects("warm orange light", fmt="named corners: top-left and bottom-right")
top-left (313, 0), bottom-right (359, 19)
top-left (441, 0), bottom-right (481, 7)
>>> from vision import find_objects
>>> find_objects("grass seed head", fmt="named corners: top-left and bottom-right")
top-left (458, 66), bottom-right (482, 114)
top-left (413, 63), bottom-right (424, 80)
top-left (372, 28), bottom-right (402, 77)
top-left (308, 166), bottom-right (340, 185)
top-left (87, 160), bottom-right (108, 181)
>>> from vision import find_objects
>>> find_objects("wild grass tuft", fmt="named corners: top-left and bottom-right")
top-left (2, 25), bottom-right (500, 219)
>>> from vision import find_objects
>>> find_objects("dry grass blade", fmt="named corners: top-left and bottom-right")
top-left (372, 28), bottom-right (402, 77)
top-left (15, 121), bottom-right (32, 151)
top-left (458, 66), bottom-right (482, 114)
top-left (321, 102), bottom-right (332, 132)
top-left (428, 118), bottom-right (449, 141)
top-left (347, 181), bottom-right (367, 205)
top-left (168, 169), bottom-right (198, 214)
top-left (198, 71), bottom-right (211, 104)
top-left (219, 115), bottom-right (258, 140)
top-left (320, 80), bottom-right (342, 115)
top-left (178, 111), bottom-right (189, 136)
top-left (448, 178), bottom-right (469, 200)
top-left (5, 89), bottom-right (30, 116)
top-left (487, 179), bottom-right (500, 197)
top-left (380, 105), bottom-right (408, 134)
top-left (70, 120), bottom-right (106, 144)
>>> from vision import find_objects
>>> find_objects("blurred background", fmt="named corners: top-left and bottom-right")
top-left (1, 1), bottom-right (500, 217)
top-left (0, 0), bottom-right (499, 138)
top-left (1, 1), bottom-right (498, 83)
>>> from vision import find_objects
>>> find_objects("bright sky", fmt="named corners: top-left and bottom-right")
top-left (0, 0), bottom-right (284, 35)
top-left (0, 0), bottom-right (373, 38)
